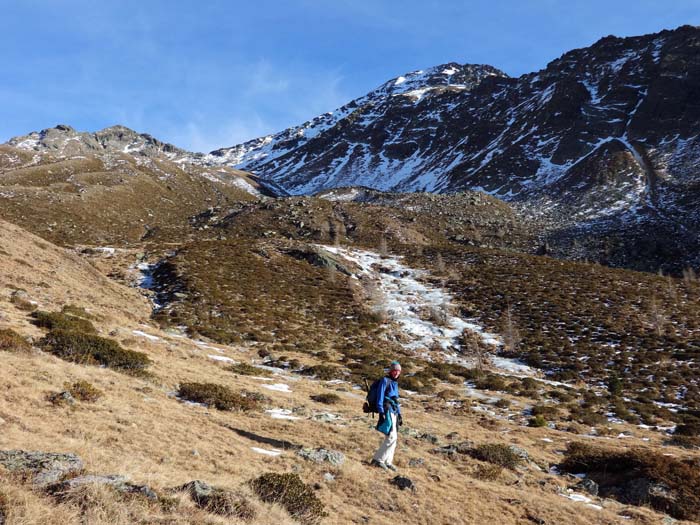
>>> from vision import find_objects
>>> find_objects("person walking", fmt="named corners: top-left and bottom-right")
top-left (371, 361), bottom-right (402, 471)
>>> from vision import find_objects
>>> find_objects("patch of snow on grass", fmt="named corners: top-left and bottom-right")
top-left (266, 408), bottom-right (300, 420)
top-left (251, 447), bottom-right (283, 456)
top-left (263, 383), bottom-right (292, 393)
top-left (208, 355), bottom-right (235, 363)
top-left (132, 330), bottom-right (161, 341)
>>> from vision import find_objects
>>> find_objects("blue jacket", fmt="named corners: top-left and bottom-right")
top-left (376, 376), bottom-right (401, 415)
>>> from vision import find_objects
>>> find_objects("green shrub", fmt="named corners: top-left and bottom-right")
top-left (494, 398), bottom-right (511, 409)
top-left (178, 382), bottom-right (259, 411)
top-left (0, 328), bottom-right (31, 352)
top-left (32, 310), bottom-right (97, 334)
top-left (669, 435), bottom-right (700, 449)
top-left (310, 393), bottom-right (341, 405)
top-left (472, 463), bottom-right (503, 481)
top-left (474, 374), bottom-right (507, 391)
top-left (469, 443), bottom-right (523, 470)
top-left (674, 419), bottom-right (700, 436)
top-left (66, 380), bottom-right (103, 402)
top-left (250, 473), bottom-right (326, 525)
top-left (197, 489), bottom-right (256, 520)
top-left (41, 329), bottom-right (151, 374)
top-left (531, 404), bottom-right (559, 418)
top-left (529, 415), bottom-right (547, 427)
top-left (226, 363), bottom-right (272, 377)
top-left (300, 365), bottom-right (345, 381)
top-left (60, 304), bottom-right (96, 320)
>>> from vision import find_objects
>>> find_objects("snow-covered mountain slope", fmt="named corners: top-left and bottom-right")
top-left (204, 25), bottom-right (700, 272)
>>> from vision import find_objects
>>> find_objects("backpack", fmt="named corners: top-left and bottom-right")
top-left (362, 378), bottom-right (383, 414)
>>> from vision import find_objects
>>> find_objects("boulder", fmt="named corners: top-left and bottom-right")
top-left (390, 475), bottom-right (415, 492)
top-left (48, 474), bottom-right (157, 500)
top-left (296, 448), bottom-right (345, 467)
top-left (0, 450), bottom-right (83, 486)
top-left (576, 478), bottom-right (599, 497)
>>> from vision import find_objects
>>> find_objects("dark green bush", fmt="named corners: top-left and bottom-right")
top-left (494, 398), bottom-right (511, 409)
top-left (66, 380), bottom-right (103, 402)
top-left (0, 328), bottom-right (31, 352)
top-left (250, 473), bottom-right (326, 525)
top-left (42, 329), bottom-right (151, 374)
top-left (529, 415), bottom-right (547, 427)
top-left (226, 362), bottom-right (272, 377)
top-left (300, 365), bottom-right (345, 381)
top-left (474, 374), bottom-right (507, 392)
top-left (178, 382), bottom-right (259, 411)
top-left (32, 310), bottom-right (97, 333)
top-left (310, 393), bottom-right (341, 405)
top-left (469, 443), bottom-right (523, 470)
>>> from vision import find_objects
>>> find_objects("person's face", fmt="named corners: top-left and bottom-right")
top-left (389, 368), bottom-right (401, 379)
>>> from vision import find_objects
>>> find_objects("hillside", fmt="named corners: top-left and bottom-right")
top-left (0, 126), bottom-right (276, 246)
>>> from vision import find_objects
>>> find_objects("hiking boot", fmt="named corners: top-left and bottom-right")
top-left (386, 463), bottom-right (398, 472)
top-left (371, 459), bottom-right (389, 470)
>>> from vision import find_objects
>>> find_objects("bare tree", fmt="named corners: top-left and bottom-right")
top-left (500, 304), bottom-right (521, 355)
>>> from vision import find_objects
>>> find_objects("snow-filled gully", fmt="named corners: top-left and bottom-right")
top-left (322, 246), bottom-right (539, 378)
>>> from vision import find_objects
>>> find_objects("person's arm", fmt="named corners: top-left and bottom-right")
top-left (376, 377), bottom-right (388, 414)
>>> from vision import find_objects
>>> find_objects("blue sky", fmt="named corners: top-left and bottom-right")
top-left (1, 1), bottom-right (698, 152)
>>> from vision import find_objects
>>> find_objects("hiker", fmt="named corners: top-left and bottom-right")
top-left (371, 361), bottom-right (403, 471)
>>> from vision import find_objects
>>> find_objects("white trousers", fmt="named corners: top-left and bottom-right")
top-left (372, 412), bottom-right (398, 465)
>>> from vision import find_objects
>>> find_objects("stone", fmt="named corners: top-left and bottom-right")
top-left (48, 474), bottom-right (158, 500)
top-left (0, 450), bottom-right (83, 486)
top-left (296, 448), bottom-right (345, 467)
top-left (576, 478), bottom-right (599, 497)
top-left (389, 475), bottom-right (415, 492)
top-left (323, 473), bottom-right (335, 482)
top-left (47, 391), bottom-right (76, 406)
top-left (408, 458), bottom-right (425, 467)
top-left (509, 445), bottom-right (530, 462)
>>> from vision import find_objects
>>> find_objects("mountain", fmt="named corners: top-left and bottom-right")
top-left (205, 25), bottom-right (700, 273)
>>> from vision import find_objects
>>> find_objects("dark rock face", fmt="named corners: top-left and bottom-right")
top-left (211, 25), bottom-right (700, 273)
top-left (0, 450), bottom-right (83, 486)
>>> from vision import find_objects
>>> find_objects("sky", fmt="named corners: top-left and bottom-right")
top-left (1, 1), bottom-right (699, 152)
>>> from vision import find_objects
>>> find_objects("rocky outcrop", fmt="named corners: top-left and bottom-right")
top-left (0, 450), bottom-right (83, 486)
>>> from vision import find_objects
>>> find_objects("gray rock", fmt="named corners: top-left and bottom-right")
top-left (323, 472), bottom-right (335, 482)
top-left (179, 480), bottom-right (213, 503)
top-left (296, 448), bottom-right (345, 467)
top-left (0, 450), bottom-right (83, 486)
top-left (47, 391), bottom-right (76, 406)
top-left (509, 445), bottom-right (530, 462)
top-left (48, 474), bottom-right (157, 500)
top-left (576, 478), bottom-right (599, 497)
top-left (431, 441), bottom-right (472, 456)
top-left (408, 458), bottom-right (425, 467)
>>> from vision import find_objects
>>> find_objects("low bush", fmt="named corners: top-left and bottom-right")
top-left (300, 365), bottom-right (345, 381)
top-left (66, 380), bottom-right (103, 402)
top-left (494, 398), bottom-right (511, 409)
top-left (472, 463), bottom-right (503, 481)
top-left (469, 443), bottom-right (523, 470)
top-left (178, 382), bottom-right (259, 411)
top-left (250, 473), bottom-right (326, 525)
top-left (193, 487), bottom-right (256, 520)
top-left (529, 415), bottom-right (547, 427)
top-left (60, 304), bottom-right (96, 319)
top-left (668, 435), bottom-right (700, 449)
top-left (310, 393), bottom-right (341, 405)
top-left (226, 363), bottom-right (272, 377)
top-left (32, 310), bottom-right (97, 334)
top-left (474, 374), bottom-right (507, 392)
top-left (10, 292), bottom-right (36, 311)
top-left (42, 329), bottom-right (151, 374)
top-left (531, 404), bottom-right (559, 419)
top-left (0, 328), bottom-right (31, 352)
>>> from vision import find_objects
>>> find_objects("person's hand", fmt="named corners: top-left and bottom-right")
top-left (397, 414), bottom-right (403, 427)
top-left (378, 413), bottom-right (386, 425)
